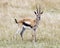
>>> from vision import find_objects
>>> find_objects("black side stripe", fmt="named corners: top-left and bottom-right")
top-left (23, 22), bottom-right (33, 28)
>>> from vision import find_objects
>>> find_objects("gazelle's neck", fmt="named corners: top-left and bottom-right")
top-left (36, 16), bottom-right (40, 23)
top-left (34, 16), bottom-right (40, 28)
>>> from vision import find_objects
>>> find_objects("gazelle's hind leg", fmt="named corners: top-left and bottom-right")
top-left (15, 28), bottom-right (20, 35)
top-left (20, 27), bottom-right (25, 40)
top-left (14, 28), bottom-right (20, 39)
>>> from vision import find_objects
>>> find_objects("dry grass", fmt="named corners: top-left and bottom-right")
top-left (0, 0), bottom-right (60, 48)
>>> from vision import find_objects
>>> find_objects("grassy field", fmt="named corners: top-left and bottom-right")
top-left (0, 0), bottom-right (60, 48)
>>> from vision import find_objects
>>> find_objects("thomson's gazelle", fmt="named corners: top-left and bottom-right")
top-left (14, 6), bottom-right (43, 42)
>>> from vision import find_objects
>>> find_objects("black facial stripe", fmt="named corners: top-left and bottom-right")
top-left (23, 22), bottom-right (33, 28)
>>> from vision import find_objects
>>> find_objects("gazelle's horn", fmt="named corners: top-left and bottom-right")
top-left (36, 5), bottom-right (38, 13)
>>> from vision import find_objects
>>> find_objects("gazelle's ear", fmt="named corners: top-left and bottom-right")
top-left (34, 11), bottom-right (37, 14)
top-left (40, 11), bottom-right (43, 14)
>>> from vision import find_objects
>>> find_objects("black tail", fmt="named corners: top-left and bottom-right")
top-left (15, 19), bottom-right (18, 24)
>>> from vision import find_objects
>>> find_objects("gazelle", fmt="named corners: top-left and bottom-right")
top-left (14, 5), bottom-right (43, 42)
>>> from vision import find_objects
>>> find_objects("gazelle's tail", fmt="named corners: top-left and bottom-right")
top-left (15, 19), bottom-right (18, 24)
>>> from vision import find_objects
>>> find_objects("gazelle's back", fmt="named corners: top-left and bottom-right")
top-left (18, 18), bottom-right (36, 27)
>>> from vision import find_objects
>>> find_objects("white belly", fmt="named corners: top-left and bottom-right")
top-left (23, 25), bottom-right (31, 30)
top-left (25, 21), bottom-right (31, 24)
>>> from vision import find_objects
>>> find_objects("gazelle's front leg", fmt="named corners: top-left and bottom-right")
top-left (32, 28), bottom-right (37, 42)
top-left (20, 27), bottom-right (25, 40)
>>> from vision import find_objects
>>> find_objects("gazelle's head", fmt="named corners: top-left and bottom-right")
top-left (34, 5), bottom-right (43, 20)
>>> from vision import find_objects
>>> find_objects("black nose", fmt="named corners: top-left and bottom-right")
top-left (39, 17), bottom-right (40, 20)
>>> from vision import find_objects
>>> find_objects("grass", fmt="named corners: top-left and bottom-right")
top-left (0, 0), bottom-right (60, 48)
top-left (0, 25), bottom-right (60, 48)
top-left (0, 36), bottom-right (60, 48)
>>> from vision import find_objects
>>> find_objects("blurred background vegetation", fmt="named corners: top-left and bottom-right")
top-left (0, 0), bottom-right (60, 48)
